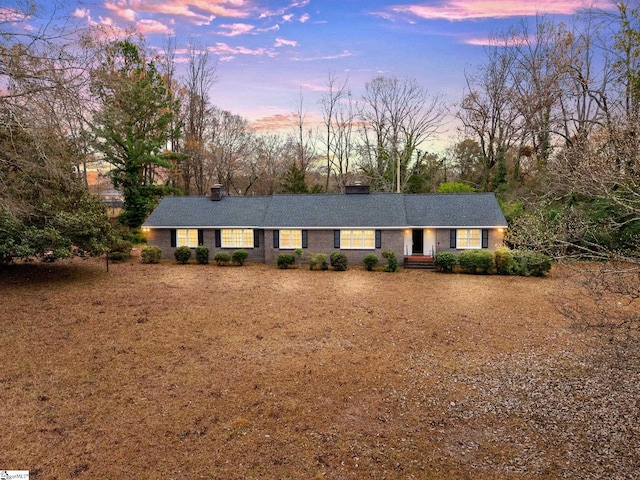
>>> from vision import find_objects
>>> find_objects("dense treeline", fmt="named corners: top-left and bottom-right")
top-left (1, 0), bottom-right (638, 264)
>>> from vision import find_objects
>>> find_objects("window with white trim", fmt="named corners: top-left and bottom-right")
top-left (279, 229), bottom-right (302, 249)
top-left (340, 229), bottom-right (375, 249)
top-left (221, 229), bottom-right (254, 248)
top-left (177, 229), bottom-right (199, 248)
top-left (456, 229), bottom-right (482, 249)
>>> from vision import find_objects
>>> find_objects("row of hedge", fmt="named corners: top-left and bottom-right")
top-left (137, 246), bottom-right (250, 265)
top-left (276, 250), bottom-right (400, 272)
top-left (434, 248), bottom-right (552, 277)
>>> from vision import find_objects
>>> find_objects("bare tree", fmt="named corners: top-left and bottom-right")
top-left (507, 18), bottom-right (574, 169)
top-left (359, 76), bottom-right (446, 192)
top-left (557, 261), bottom-right (639, 348)
top-left (320, 73), bottom-right (357, 192)
top-left (250, 133), bottom-right (295, 195)
top-left (181, 43), bottom-right (217, 194)
top-left (293, 91), bottom-right (317, 175)
top-left (208, 107), bottom-right (253, 195)
top-left (458, 36), bottom-right (526, 189)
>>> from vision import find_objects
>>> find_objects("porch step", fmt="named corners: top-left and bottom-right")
top-left (403, 256), bottom-right (435, 269)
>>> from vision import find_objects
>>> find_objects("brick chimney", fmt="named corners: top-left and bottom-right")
top-left (210, 184), bottom-right (224, 201)
top-left (344, 182), bottom-right (370, 194)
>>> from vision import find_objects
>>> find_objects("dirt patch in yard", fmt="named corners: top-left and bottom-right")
top-left (1, 256), bottom-right (638, 479)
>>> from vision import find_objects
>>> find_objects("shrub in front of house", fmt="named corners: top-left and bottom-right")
top-left (382, 250), bottom-right (398, 272)
top-left (435, 252), bottom-right (457, 273)
top-left (232, 249), bottom-right (249, 266)
top-left (141, 246), bottom-right (162, 264)
top-left (195, 246), bottom-right (209, 264)
top-left (458, 250), bottom-right (494, 274)
top-left (494, 247), bottom-right (517, 275)
top-left (174, 246), bottom-right (192, 264)
top-left (362, 253), bottom-right (379, 271)
top-left (309, 253), bottom-right (328, 271)
top-left (109, 240), bottom-right (132, 262)
top-left (277, 253), bottom-right (296, 269)
top-left (125, 227), bottom-right (146, 245)
top-left (214, 252), bottom-right (231, 266)
top-left (512, 250), bottom-right (552, 277)
top-left (109, 251), bottom-right (128, 262)
top-left (330, 251), bottom-right (348, 271)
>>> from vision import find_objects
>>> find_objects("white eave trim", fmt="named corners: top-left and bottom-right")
top-left (142, 225), bottom-right (509, 229)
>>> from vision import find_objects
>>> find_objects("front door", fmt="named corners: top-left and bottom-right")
top-left (412, 229), bottom-right (424, 255)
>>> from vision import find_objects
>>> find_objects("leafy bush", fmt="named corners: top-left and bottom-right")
top-left (494, 247), bottom-right (517, 275)
top-left (512, 250), bottom-right (553, 277)
top-left (309, 253), bottom-right (328, 271)
top-left (433, 252), bottom-right (458, 273)
top-left (232, 249), bottom-right (249, 266)
top-left (277, 253), bottom-right (296, 269)
top-left (330, 251), bottom-right (348, 271)
top-left (435, 252), bottom-right (457, 273)
top-left (458, 250), bottom-right (494, 274)
top-left (111, 224), bottom-right (145, 245)
top-left (141, 246), bottom-right (162, 264)
top-left (382, 250), bottom-right (398, 272)
top-left (528, 252), bottom-right (553, 277)
top-left (108, 251), bottom-right (128, 262)
top-left (362, 253), bottom-right (379, 271)
top-left (174, 246), bottom-right (192, 264)
top-left (437, 181), bottom-right (475, 193)
top-left (126, 228), bottom-right (146, 244)
top-left (108, 240), bottom-right (132, 262)
top-left (214, 252), bottom-right (231, 266)
top-left (195, 246), bottom-right (209, 264)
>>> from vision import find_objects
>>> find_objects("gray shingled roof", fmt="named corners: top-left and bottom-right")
top-left (263, 193), bottom-right (407, 227)
top-left (403, 193), bottom-right (508, 227)
top-left (142, 192), bottom-right (507, 229)
top-left (143, 196), bottom-right (270, 228)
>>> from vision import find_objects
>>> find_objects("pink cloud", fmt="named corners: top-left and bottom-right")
top-left (463, 34), bottom-right (529, 46)
top-left (217, 22), bottom-right (255, 36)
top-left (119, 0), bottom-right (251, 24)
top-left (298, 82), bottom-right (329, 93)
top-left (299, 13), bottom-right (310, 23)
top-left (105, 1), bottom-right (137, 22)
top-left (295, 50), bottom-right (355, 62)
top-left (0, 7), bottom-right (28, 22)
top-left (275, 37), bottom-right (298, 47)
top-left (137, 19), bottom-right (174, 35)
top-left (388, 0), bottom-right (615, 21)
top-left (259, 0), bottom-right (310, 20)
top-left (73, 8), bottom-right (91, 20)
top-left (249, 110), bottom-right (322, 132)
top-left (207, 42), bottom-right (277, 58)
top-left (250, 113), bottom-right (298, 132)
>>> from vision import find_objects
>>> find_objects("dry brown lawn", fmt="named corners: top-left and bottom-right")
top-left (1, 253), bottom-right (638, 479)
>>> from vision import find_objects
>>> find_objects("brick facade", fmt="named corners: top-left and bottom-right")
top-left (146, 227), bottom-right (505, 264)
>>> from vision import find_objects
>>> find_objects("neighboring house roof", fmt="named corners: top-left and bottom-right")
top-left (142, 192), bottom-right (508, 229)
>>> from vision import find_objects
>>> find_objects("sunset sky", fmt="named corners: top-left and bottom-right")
top-left (12, 0), bottom-right (618, 149)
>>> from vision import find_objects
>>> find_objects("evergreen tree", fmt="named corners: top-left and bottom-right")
top-left (281, 162), bottom-right (308, 193)
top-left (0, 124), bottom-right (111, 263)
top-left (89, 40), bottom-right (180, 228)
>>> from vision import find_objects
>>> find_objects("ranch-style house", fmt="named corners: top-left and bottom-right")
top-left (142, 184), bottom-right (508, 266)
